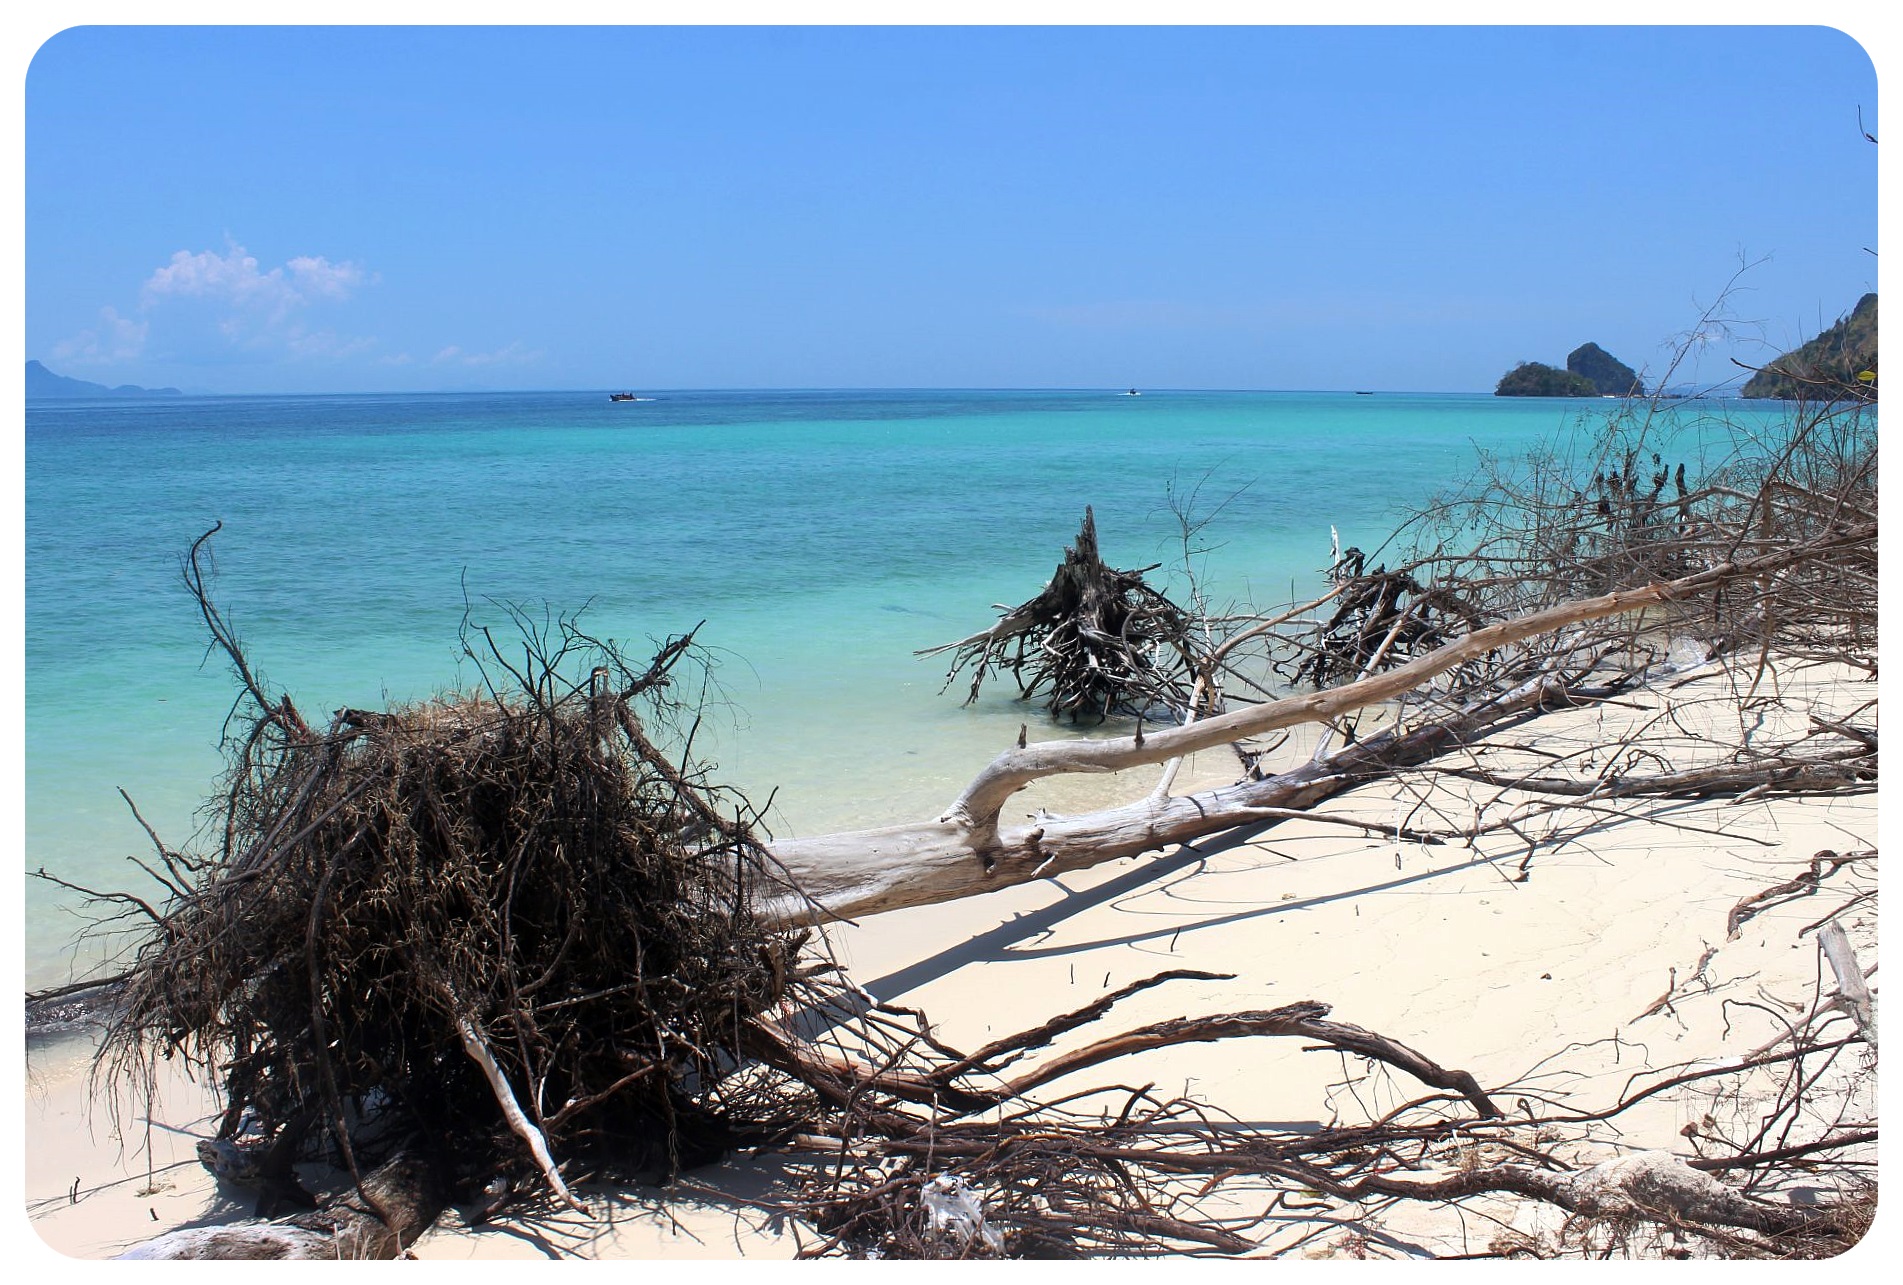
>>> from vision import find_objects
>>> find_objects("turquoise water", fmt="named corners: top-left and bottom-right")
top-left (24, 388), bottom-right (1661, 987)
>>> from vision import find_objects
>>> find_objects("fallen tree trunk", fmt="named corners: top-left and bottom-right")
top-left (937, 524), bottom-right (1873, 844)
top-left (762, 670), bottom-right (1575, 926)
top-left (760, 522), bottom-right (1873, 926)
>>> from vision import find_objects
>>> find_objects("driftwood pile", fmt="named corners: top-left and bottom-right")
top-left (80, 529), bottom-right (831, 1230)
top-left (920, 507), bottom-right (1204, 720)
top-left (68, 538), bottom-right (1538, 1256)
top-left (1290, 557), bottom-right (1482, 689)
top-left (37, 383), bottom-right (1878, 1258)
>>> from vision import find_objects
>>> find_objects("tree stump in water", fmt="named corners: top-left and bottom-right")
top-left (920, 507), bottom-right (1202, 721)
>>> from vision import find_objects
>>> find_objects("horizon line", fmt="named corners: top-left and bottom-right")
top-left (26, 383), bottom-right (1730, 402)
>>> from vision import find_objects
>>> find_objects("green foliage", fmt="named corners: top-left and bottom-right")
top-left (1494, 361), bottom-right (1599, 397)
top-left (1741, 293), bottom-right (1878, 401)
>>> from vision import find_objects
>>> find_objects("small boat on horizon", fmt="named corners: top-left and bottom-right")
top-left (609, 392), bottom-right (638, 402)
top-left (1123, 388), bottom-right (1141, 396)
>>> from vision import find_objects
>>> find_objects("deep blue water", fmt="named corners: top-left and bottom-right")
top-left (23, 387), bottom-right (1724, 985)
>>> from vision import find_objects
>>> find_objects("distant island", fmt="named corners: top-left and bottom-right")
top-left (1495, 362), bottom-right (1597, 397)
top-left (26, 359), bottom-right (182, 399)
top-left (1495, 342), bottom-right (1644, 398)
top-left (1740, 293), bottom-right (1877, 400)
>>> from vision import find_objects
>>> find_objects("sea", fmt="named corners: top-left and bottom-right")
top-left (21, 388), bottom-right (1744, 989)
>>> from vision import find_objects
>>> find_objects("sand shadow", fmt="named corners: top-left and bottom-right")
top-left (859, 827), bottom-right (1519, 1001)
top-left (861, 790), bottom-right (1771, 1000)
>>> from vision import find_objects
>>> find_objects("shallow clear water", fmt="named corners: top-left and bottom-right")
top-left (24, 387), bottom-right (1700, 986)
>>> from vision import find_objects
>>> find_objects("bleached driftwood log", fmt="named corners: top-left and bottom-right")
top-left (1818, 921), bottom-right (1878, 1047)
top-left (761, 525), bottom-right (1873, 927)
top-left (764, 670), bottom-right (1570, 927)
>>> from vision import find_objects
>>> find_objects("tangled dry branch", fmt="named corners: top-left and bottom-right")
top-left (72, 529), bottom-right (845, 1224)
top-left (920, 506), bottom-right (1206, 721)
top-left (33, 382), bottom-right (1877, 1259)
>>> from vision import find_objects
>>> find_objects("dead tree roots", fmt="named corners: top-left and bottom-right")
top-left (920, 506), bottom-right (1204, 720)
top-left (44, 381), bottom-right (1878, 1258)
top-left (71, 528), bottom-right (844, 1252)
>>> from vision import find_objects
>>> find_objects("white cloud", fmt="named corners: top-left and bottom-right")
top-left (62, 238), bottom-right (385, 365)
top-left (51, 305), bottom-right (149, 365)
top-left (142, 240), bottom-right (368, 324)
top-left (286, 255), bottom-right (366, 301)
top-left (49, 240), bottom-right (565, 380)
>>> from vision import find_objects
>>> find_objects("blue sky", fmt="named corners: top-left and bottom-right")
top-left (25, 25), bottom-right (1879, 394)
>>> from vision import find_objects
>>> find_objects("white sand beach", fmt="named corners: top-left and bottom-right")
top-left (18, 20), bottom-right (1879, 1268)
top-left (20, 665), bottom-right (1878, 1260)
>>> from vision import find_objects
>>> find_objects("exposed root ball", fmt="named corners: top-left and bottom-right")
top-left (98, 554), bottom-right (824, 1195)
top-left (921, 507), bottom-right (1203, 721)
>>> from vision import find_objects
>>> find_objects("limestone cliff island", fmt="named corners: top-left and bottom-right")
top-left (1495, 342), bottom-right (1645, 398)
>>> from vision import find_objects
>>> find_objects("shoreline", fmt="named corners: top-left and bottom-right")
top-left (21, 386), bottom-right (1633, 996)
top-left (20, 665), bottom-right (1878, 1259)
